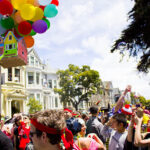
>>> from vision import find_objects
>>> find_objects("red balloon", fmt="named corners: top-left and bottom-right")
top-left (51, 0), bottom-right (59, 6)
top-left (39, 5), bottom-right (46, 11)
top-left (0, 0), bottom-right (13, 15)
top-left (18, 21), bottom-right (32, 35)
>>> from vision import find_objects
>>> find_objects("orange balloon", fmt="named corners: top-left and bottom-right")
top-left (24, 36), bottom-right (34, 48)
top-left (27, 0), bottom-right (39, 6)
top-left (14, 11), bottom-right (24, 23)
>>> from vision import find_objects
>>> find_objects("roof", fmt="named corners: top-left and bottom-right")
top-left (4, 31), bottom-right (18, 42)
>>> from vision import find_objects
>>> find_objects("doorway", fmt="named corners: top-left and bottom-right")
top-left (11, 101), bottom-right (20, 116)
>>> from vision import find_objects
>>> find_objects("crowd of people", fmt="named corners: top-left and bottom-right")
top-left (0, 85), bottom-right (150, 150)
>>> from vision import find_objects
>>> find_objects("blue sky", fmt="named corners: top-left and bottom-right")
top-left (34, 0), bottom-right (150, 99)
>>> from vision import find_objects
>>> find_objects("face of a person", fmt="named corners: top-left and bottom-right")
top-left (23, 116), bottom-right (29, 124)
top-left (80, 124), bottom-right (86, 136)
top-left (64, 111), bottom-right (72, 120)
top-left (30, 124), bottom-right (42, 150)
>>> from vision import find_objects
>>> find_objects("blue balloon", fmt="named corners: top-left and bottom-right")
top-left (38, 0), bottom-right (52, 6)
top-left (0, 15), bottom-right (7, 36)
top-left (44, 4), bottom-right (58, 18)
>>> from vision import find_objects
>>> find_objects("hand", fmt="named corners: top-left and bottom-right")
top-left (134, 114), bottom-right (143, 125)
top-left (124, 85), bottom-right (131, 94)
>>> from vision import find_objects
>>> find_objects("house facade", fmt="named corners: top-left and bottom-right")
top-left (0, 66), bottom-right (27, 117)
top-left (26, 48), bottom-right (63, 111)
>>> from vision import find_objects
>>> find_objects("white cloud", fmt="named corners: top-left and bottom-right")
top-left (64, 48), bottom-right (84, 55)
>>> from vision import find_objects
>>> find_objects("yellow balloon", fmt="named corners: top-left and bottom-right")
top-left (20, 4), bottom-right (36, 20)
top-left (31, 7), bottom-right (44, 21)
top-left (11, 0), bottom-right (27, 10)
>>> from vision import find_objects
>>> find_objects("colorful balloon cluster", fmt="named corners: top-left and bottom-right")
top-left (0, 0), bottom-right (59, 48)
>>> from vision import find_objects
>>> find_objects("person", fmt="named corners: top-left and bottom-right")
top-left (75, 133), bottom-right (105, 150)
top-left (14, 115), bottom-right (22, 150)
top-left (30, 109), bottom-right (74, 150)
top-left (86, 105), bottom-right (105, 143)
top-left (64, 107), bottom-right (73, 120)
top-left (18, 114), bottom-right (30, 150)
top-left (0, 129), bottom-right (13, 150)
top-left (101, 113), bottom-right (128, 150)
top-left (134, 114), bottom-right (150, 149)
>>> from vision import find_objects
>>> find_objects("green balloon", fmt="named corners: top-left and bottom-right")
top-left (1, 17), bottom-right (14, 29)
top-left (42, 18), bottom-right (50, 29)
top-left (29, 30), bottom-right (37, 36)
top-left (44, 4), bottom-right (58, 18)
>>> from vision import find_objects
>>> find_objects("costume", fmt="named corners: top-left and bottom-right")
top-left (18, 121), bottom-right (30, 150)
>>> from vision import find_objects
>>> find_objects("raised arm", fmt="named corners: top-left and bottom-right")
top-left (134, 115), bottom-right (150, 147)
top-left (114, 85), bottom-right (131, 113)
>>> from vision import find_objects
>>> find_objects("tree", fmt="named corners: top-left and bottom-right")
top-left (27, 97), bottom-right (42, 114)
top-left (111, 0), bottom-right (150, 72)
top-left (55, 64), bottom-right (102, 110)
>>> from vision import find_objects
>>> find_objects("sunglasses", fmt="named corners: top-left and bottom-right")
top-left (30, 131), bottom-right (37, 137)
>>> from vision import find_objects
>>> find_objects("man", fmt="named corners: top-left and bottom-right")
top-left (101, 113), bottom-right (128, 150)
top-left (30, 109), bottom-right (73, 150)
top-left (0, 129), bottom-right (13, 150)
top-left (86, 105), bottom-right (105, 143)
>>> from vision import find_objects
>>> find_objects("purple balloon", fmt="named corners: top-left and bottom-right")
top-left (32, 20), bottom-right (48, 34)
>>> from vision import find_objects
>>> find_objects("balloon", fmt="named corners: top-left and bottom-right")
top-left (0, 16), bottom-right (14, 29)
top-left (14, 11), bottom-right (24, 23)
top-left (51, 0), bottom-right (59, 6)
top-left (44, 4), bottom-right (58, 18)
top-left (0, 0), bottom-right (13, 15)
top-left (11, 0), bottom-right (27, 10)
top-left (20, 4), bottom-right (36, 20)
top-left (32, 20), bottom-right (47, 33)
top-left (29, 30), bottom-right (36, 36)
top-left (27, 0), bottom-right (39, 6)
top-left (31, 7), bottom-right (44, 21)
top-left (24, 36), bottom-right (34, 48)
top-left (38, 0), bottom-right (52, 6)
top-left (18, 21), bottom-right (32, 35)
top-left (42, 18), bottom-right (50, 29)
top-left (0, 15), bottom-right (7, 35)
top-left (39, 5), bottom-right (46, 11)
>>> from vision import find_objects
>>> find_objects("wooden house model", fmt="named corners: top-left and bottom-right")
top-left (0, 31), bottom-right (27, 68)
top-left (0, 36), bottom-right (4, 56)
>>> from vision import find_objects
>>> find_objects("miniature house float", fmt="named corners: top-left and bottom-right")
top-left (0, 31), bottom-right (27, 68)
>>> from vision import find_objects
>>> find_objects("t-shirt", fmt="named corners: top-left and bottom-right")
top-left (101, 125), bottom-right (127, 150)
top-left (0, 130), bottom-right (13, 150)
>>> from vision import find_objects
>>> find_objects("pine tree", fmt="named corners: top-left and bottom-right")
top-left (111, 0), bottom-right (150, 72)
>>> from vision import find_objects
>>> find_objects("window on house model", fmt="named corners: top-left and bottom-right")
top-left (9, 35), bottom-right (12, 40)
top-left (15, 68), bottom-right (20, 82)
top-left (36, 73), bottom-right (40, 85)
top-left (9, 44), bottom-right (12, 50)
top-left (28, 72), bottom-right (34, 84)
top-left (8, 68), bottom-right (12, 81)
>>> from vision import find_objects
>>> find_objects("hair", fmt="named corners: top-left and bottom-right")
top-left (14, 116), bottom-right (22, 126)
top-left (89, 105), bottom-right (99, 114)
top-left (30, 109), bottom-right (66, 145)
top-left (112, 113), bottom-right (127, 128)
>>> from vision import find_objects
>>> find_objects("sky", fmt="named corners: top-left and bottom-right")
top-left (34, 0), bottom-right (150, 99)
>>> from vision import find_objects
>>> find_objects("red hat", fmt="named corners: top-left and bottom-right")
top-left (121, 104), bottom-right (132, 115)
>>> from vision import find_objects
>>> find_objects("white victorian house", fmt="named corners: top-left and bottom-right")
top-left (26, 48), bottom-right (63, 111)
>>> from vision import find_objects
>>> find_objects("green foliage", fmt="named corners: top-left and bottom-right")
top-left (111, 0), bottom-right (150, 72)
top-left (55, 64), bottom-right (102, 110)
top-left (27, 97), bottom-right (42, 114)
